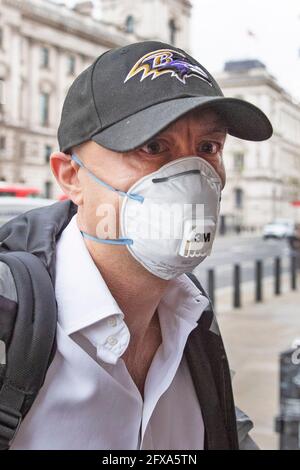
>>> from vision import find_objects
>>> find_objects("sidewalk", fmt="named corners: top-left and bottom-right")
top-left (217, 289), bottom-right (300, 450)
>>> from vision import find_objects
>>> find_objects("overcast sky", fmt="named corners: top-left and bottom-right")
top-left (191, 0), bottom-right (300, 100)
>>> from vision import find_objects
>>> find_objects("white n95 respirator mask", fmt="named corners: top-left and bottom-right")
top-left (72, 154), bottom-right (222, 280)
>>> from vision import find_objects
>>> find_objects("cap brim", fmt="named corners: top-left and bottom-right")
top-left (91, 96), bottom-right (273, 152)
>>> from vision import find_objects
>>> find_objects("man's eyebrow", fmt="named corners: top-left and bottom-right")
top-left (155, 123), bottom-right (228, 140)
top-left (202, 126), bottom-right (228, 134)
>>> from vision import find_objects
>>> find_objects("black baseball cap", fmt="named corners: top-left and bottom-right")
top-left (58, 41), bottom-right (273, 153)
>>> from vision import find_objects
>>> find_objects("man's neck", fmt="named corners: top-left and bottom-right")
top-left (84, 238), bottom-right (169, 348)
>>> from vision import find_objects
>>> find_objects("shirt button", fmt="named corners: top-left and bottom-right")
top-left (107, 317), bottom-right (117, 327)
top-left (107, 336), bottom-right (118, 346)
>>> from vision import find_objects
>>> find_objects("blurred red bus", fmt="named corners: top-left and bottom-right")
top-left (0, 183), bottom-right (40, 198)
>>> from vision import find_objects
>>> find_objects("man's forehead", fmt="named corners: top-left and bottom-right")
top-left (157, 108), bottom-right (227, 136)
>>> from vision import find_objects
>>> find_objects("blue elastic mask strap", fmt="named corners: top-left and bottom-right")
top-left (71, 153), bottom-right (144, 203)
top-left (81, 231), bottom-right (133, 246)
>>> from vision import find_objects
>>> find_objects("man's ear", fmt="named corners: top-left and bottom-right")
top-left (50, 151), bottom-right (83, 205)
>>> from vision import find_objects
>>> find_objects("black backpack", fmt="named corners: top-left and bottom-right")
top-left (0, 251), bottom-right (57, 450)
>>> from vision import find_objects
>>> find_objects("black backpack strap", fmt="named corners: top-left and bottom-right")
top-left (0, 252), bottom-right (57, 450)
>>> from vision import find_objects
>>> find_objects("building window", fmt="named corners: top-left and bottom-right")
top-left (0, 78), bottom-right (5, 113)
top-left (169, 19), bottom-right (177, 45)
top-left (40, 47), bottom-right (49, 69)
top-left (0, 136), bottom-right (5, 150)
top-left (233, 152), bottom-right (244, 172)
top-left (125, 15), bottom-right (134, 33)
top-left (45, 145), bottom-right (52, 163)
top-left (234, 188), bottom-right (243, 209)
top-left (67, 55), bottom-right (76, 76)
top-left (19, 141), bottom-right (26, 160)
top-left (45, 181), bottom-right (53, 199)
top-left (40, 92), bottom-right (50, 126)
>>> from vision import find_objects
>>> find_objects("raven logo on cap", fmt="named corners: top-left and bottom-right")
top-left (124, 49), bottom-right (213, 86)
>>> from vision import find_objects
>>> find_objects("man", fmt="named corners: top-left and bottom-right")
top-left (1, 41), bottom-right (272, 449)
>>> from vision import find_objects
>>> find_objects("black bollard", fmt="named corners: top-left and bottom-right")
top-left (233, 264), bottom-right (241, 308)
top-left (291, 255), bottom-right (297, 291)
top-left (274, 257), bottom-right (281, 296)
top-left (207, 269), bottom-right (215, 308)
top-left (255, 260), bottom-right (263, 302)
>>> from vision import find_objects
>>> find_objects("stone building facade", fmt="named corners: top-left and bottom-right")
top-left (0, 0), bottom-right (191, 198)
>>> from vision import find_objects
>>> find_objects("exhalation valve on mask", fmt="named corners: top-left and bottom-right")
top-left (72, 153), bottom-right (222, 280)
top-left (179, 219), bottom-right (215, 258)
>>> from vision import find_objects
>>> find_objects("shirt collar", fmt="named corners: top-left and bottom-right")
top-left (160, 273), bottom-right (210, 327)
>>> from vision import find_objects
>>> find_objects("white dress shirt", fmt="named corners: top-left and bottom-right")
top-left (11, 214), bottom-right (209, 450)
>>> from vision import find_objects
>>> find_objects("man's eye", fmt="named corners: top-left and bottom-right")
top-left (140, 140), bottom-right (167, 155)
top-left (198, 142), bottom-right (221, 155)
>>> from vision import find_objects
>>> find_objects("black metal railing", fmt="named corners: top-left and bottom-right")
top-left (206, 254), bottom-right (299, 311)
